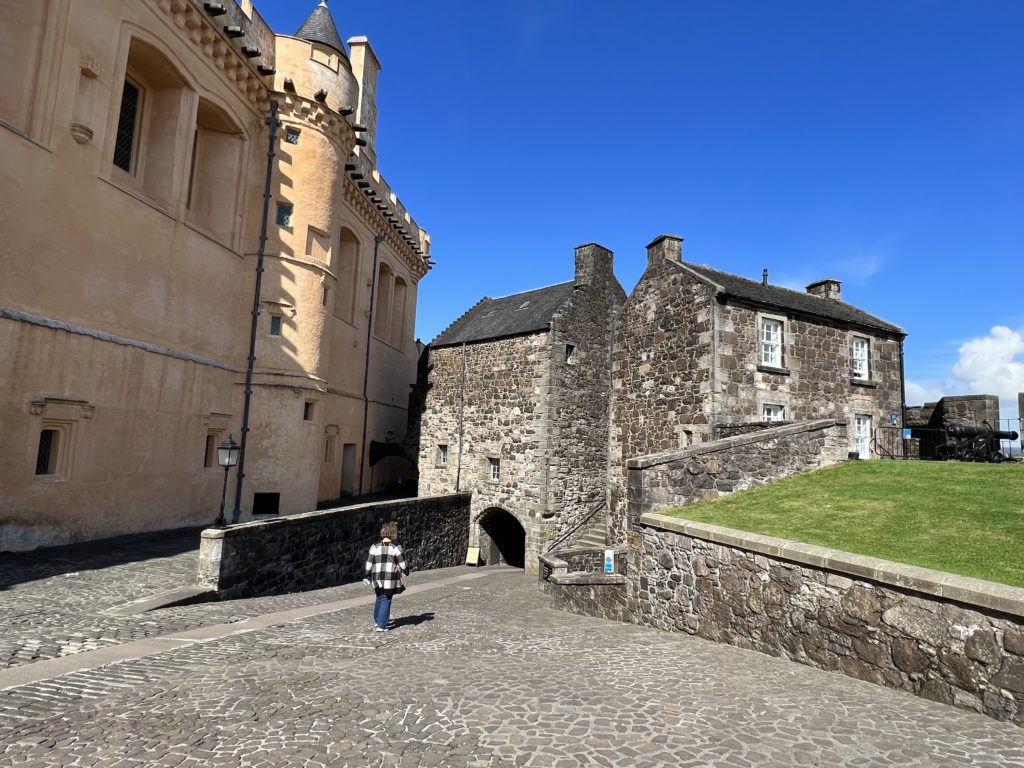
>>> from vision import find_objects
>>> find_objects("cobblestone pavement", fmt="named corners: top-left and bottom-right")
top-left (2, 567), bottom-right (1022, 767)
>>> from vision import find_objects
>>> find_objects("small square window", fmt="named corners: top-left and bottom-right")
top-left (284, 127), bottom-right (300, 145)
top-left (437, 444), bottom-right (448, 466)
top-left (303, 401), bottom-right (315, 421)
top-left (269, 315), bottom-right (283, 336)
top-left (565, 344), bottom-right (576, 364)
top-left (276, 203), bottom-right (293, 228)
top-left (762, 404), bottom-right (785, 423)
top-left (488, 457), bottom-right (500, 481)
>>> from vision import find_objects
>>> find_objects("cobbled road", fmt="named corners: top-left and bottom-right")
top-left (1, 532), bottom-right (1022, 766)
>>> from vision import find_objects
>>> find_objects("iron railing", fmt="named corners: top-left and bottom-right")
top-left (873, 418), bottom-right (1022, 462)
top-left (546, 500), bottom-right (606, 553)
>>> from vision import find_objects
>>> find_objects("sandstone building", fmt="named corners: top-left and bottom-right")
top-left (418, 236), bottom-right (905, 571)
top-left (1, 0), bottom-right (430, 550)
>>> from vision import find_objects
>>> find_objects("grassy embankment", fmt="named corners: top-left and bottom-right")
top-left (663, 460), bottom-right (1024, 587)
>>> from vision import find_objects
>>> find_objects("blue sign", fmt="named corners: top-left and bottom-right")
top-left (903, 428), bottom-right (912, 439)
top-left (603, 549), bottom-right (614, 573)
top-left (890, 413), bottom-right (898, 425)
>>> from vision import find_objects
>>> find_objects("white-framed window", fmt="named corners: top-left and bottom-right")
top-left (437, 444), bottom-right (448, 466)
top-left (854, 414), bottom-right (872, 459)
top-left (760, 317), bottom-right (783, 367)
top-left (269, 315), bottom-right (283, 337)
top-left (488, 457), bottom-right (500, 481)
top-left (852, 336), bottom-right (870, 379)
top-left (762, 404), bottom-right (785, 423)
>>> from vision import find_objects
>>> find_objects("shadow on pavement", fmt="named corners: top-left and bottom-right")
top-left (391, 612), bottom-right (435, 628)
top-left (0, 526), bottom-right (206, 591)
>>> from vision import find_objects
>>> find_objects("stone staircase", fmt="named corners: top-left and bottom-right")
top-left (568, 521), bottom-right (606, 550)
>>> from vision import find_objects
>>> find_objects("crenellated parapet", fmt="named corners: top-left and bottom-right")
top-left (276, 93), bottom-right (356, 151)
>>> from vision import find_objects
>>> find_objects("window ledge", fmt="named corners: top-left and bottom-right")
top-left (101, 176), bottom-right (175, 220)
top-left (850, 378), bottom-right (877, 388)
top-left (757, 364), bottom-right (790, 376)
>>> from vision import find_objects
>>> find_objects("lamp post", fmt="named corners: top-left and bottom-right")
top-left (215, 435), bottom-right (240, 528)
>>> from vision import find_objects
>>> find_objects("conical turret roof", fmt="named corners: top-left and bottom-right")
top-left (295, 1), bottom-right (346, 55)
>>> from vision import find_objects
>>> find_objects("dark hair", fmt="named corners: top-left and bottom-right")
top-left (380, 521), bottom-right (398, 540)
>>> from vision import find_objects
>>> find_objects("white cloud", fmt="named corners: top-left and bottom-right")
top-left (838, 251), bottom-right (886, 285)
top-left (910, 326), bottom-right (1024, 420)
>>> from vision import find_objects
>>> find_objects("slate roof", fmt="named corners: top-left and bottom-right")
top-left (295, 1), bottom-right (346, 55)
top-left (682, 262), bottom-right (904, 336)
top-left (431, 282), bottom-right (577, 347)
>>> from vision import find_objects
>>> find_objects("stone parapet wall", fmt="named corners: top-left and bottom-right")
top-left (625, 420), bottom-right (846, 524)
top-left (539, 549), bottom-right (631, 623)
top-left (198, 494), bottom-right (470, 598)
top-left (633, 514), bottom-right (1024, 726)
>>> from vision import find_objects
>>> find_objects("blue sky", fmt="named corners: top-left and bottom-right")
top-left (259, 1), bottom-right (1024, 420)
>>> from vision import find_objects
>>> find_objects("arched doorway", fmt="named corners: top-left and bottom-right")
top-left (477, 507), bottom-right (526, 568)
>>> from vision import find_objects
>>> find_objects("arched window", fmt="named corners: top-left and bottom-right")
top-left (334, 228), bottom-right (360, 322)
top-left (112, 37), bottom-right (190, 208)
top-left (373, 262), bottom-right (393, 339)
top-left (187, 99), bottom-right (244, 243)
top-left (390, 276), bottom-right (407, 349)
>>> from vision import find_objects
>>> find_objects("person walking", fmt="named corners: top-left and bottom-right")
top-left (364, 521), bottom-right (407, 632)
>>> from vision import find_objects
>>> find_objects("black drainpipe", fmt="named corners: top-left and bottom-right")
top-left (899, 335), bottom-right (907, 459)
top-left (357, 233), bottom-right (386, 495)
top-left (231, 100), bottom-right (279, 522)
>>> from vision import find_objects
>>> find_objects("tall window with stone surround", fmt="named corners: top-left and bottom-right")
top-left (488, 457), bottom-right (500, 481)
top-left (760, 318), bottom-right (783, 367)
top-left (852, 336), bottom-right (870, 379)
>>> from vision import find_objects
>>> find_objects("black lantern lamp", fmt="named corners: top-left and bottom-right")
top-left (214, 435), bottom-right (240, 528)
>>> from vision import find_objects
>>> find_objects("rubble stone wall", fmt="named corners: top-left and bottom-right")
top-left (625, 420), bottom-right (847, 527)
top-left (197, 494), bottom-right (470, 598)
top-left (633, 514), bottom-right (1024, 726)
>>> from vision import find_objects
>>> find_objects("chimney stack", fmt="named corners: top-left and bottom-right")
top-left (646, 234), bottom-right (683, 266)
top-left (574, 242), bottom-right (614, 288)
top-left (762, 269), bottom-right (768, 286)
top-left (348, 36), bottom-right (380, 166)
top-left (806, 278), bottom-right (842, 301)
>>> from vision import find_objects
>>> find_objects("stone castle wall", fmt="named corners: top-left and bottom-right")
top-left (631, 514), bottom-right (1024, 727)
top-left (198, 494), bottom-right (469, 598)
top-left (545, 245), bottom-right (625, 545)
top-left (715, 302), bottom-right (904, 434)
top-left (625, 420), bottom-right (847, 529)
top-left (417, 334), bottom-right (552, 569)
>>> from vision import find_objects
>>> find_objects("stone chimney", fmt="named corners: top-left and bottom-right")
top-left (806, 278), bottom-right (841, 301)
top-left (646, 234), bottom-right (683, 266)
top-left (348, 36), bottom-right (380, 166)
top-left (574, 242), bottom-right (614, 287)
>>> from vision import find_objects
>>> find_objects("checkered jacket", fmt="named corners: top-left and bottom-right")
top-left (364, 541), bottom-right (407, 591)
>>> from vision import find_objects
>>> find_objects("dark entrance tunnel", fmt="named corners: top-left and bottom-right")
top-left (478, 508), bottom-right (526, 568)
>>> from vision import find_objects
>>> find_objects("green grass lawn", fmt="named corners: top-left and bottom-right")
top-left (663, 460), bottom-right (1024, 587)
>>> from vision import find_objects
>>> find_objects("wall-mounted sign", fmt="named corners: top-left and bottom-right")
top-left (604, 549), bottom-right (614, 573)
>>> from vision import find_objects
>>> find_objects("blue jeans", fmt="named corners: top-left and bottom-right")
top-left (374, 590), bottom-right (393, 629)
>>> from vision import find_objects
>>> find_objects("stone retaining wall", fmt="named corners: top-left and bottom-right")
top-left (625, 420), bottom-right (846, 527)
top-left (539, 548), bottom-right (631, 623)
top-left (633, 513), bottom-right (1024, 726)
top-left (197, 494), bottom-right (470, 598)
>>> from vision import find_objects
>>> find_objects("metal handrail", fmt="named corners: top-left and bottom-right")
top-left (546, 500), bottom-right (606, 553)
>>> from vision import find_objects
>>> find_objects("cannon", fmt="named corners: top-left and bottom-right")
top-left (937, 425), bottom-right (1019, 463)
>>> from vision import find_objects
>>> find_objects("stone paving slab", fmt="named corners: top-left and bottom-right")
top-left (1, 569), bottom-right (1022, 767)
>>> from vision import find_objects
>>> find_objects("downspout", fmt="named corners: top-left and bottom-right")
top-left (899, 335), bottom-right (907, 459)
top-left (358, 233), bottom-right (386, 495)
top-left (231, 100), bottom-right (279, 522)
top-left (455, 341), bottom-right (466, 492)
top-left (710, 293), bottom-right (720, 436)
